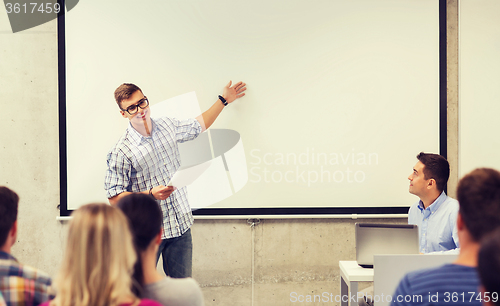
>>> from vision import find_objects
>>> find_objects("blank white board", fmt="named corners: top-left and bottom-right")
top-left (62, 0), bottom-right (440, 212)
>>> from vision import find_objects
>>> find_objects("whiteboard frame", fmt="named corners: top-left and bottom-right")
top-left (57, 0), bottom-right (447, 217)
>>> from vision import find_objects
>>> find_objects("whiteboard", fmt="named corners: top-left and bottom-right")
top-left (60, 0), bottom-right (441, 214)
top-left (459, 0), bottom-right (500, 177)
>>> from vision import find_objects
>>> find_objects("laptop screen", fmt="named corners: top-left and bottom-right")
top-left (355, 223), bottom-right (419, 268)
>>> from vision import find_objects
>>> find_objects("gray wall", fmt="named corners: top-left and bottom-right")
top-left (0, 2), bottom-right (459, 305)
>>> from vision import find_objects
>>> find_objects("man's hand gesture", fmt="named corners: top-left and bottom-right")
top-left (151, 185), bottom-right (176, 200)
top-left (222, 81), bottom-right (246, 104)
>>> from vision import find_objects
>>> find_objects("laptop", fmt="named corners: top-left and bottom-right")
top-left (355, 223), bottom-right (419, 268)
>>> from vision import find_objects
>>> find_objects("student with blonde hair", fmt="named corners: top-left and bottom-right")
top-left (117, 194), bottom-right (204, 306)
top-left (42, 204), bottom-right (162, 306)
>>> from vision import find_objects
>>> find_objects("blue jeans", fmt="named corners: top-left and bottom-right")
top-left (156, 228), bottom-right (192, 278)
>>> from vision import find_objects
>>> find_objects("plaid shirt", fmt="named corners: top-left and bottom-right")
top-left (0, 252), bottom-right (52, 306)
top-left (105, 117), bottom-right (202, 239)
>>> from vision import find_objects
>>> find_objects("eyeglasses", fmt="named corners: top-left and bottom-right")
top-left (121, 97), bottom-right (149, 115)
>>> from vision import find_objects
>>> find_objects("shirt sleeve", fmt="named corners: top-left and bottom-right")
top-left (104, 149), bottom-right (132, 198)
top-left (449, 202), bottom-right (460, 249)
top-left (33, 278), bottom-right (53, 306)
top-left (407, 203), bottom-right (417, 225)
top-left (171, 117), bottom-right (202, 143)
top-left (427, 200), bottom-right (460, 254)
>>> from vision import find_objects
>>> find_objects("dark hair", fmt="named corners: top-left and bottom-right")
top-left (416, 152), bottom-right (450, 192)
top-left (117, 193), bottom-right (162, 297)
top-left (478, 228), bottom-right (500, 306)
top-left (0, 186), bottom-right (19, 247)
top-left (457, 168), bottom-right (500, 242)
top-left (114, 83), bottom-right (143, 108)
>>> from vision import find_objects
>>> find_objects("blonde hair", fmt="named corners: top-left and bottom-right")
top-left (51, 204), bottom-right (138, 306)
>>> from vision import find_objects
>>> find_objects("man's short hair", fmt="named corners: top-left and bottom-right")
top-left (457, 168), bottom-right (500, 242)
top-left (478, 228), bottom-right (500, 306)
top-left (0, 186), bottom-right (19, 247)
top-left (416, 152), bottom-right (450, 192)
top-left (114, 83), bottom-right (143, 108)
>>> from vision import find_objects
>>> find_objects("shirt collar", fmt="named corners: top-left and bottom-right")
top-left (127, 119), bottom-right (156, 146)
top-left (0, 251), bottom-right (17, 261)
top-left (417, 191), bottom-right (447, 212)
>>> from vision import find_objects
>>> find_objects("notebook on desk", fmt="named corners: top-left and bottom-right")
top-left (355, 223), bottom-right (419, 268)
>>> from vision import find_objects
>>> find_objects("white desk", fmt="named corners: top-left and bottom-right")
top-left (339, 261), bottom-right (373, 306)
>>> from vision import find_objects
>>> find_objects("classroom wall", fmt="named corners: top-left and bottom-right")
top-left (0, 1), bottom-right (459, 305)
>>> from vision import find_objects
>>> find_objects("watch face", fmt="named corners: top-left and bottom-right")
top-left (219, 95), bottom-right (227, 105)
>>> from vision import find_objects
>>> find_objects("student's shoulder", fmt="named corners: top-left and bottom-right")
top-left (1, 259), bottom-right (52, 286)
top-left (437, 196), bottom-right (459, 221)
top-left (443, 195), bottom-right (459, 209)
top-left (150, 276), bottom-right (201, 292)
top-left (145, 277), bottom-right (203, 305)
top-left (404, 264), bottom-right (477, 288)
top-left (408, 200), bottom-right (421, 214)
top-left (18, 263), bottom-right (52, 286)
top-left (405, 264), bottom-right (446, 279)
top-left (171, 276), bottom-right (202, 289)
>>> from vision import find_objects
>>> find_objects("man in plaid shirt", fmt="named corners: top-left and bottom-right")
top-left (105, 81), bottom-right (246, 278)
top-left (0, 187), bottom-right (52, 306)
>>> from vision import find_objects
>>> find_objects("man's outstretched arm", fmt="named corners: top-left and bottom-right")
top-left (196, 81), bottom-right (247, 131)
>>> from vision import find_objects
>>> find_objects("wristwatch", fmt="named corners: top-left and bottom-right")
top-left (219, 95), bottom-right (228, 106)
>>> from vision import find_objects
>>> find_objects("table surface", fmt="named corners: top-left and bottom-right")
top-left (339, 261), bottom-right (374, 282)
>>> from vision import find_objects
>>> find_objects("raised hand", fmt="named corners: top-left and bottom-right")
top-left (222, 81), bottom-right (247, 104)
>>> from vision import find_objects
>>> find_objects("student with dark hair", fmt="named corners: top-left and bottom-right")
top-left (359, 153), bottom-right (459, 306)
top-left (0, 186), bottom-right (52, 306)
top-left (478, 228), bottom-right (500, 306)
top-left (407, 152), bottom-right (459, 253)
top-left (391, 167), bottom-right (500, 306)
top-left (117, 194), bottom-right (204, 306)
